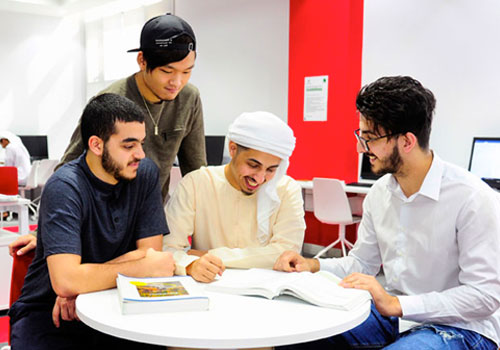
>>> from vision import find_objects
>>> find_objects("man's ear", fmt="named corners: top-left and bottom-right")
top-left (137, 51), bottom-right (147, 72)
top-left (88, 136), bottom-right (104, 156)
top-left (400, 132), bottom-right (418, 153)
top-left (228, 141), bottom-right (238, 158)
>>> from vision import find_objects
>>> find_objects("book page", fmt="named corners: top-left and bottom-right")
top-left (207, 269), bottom-right (306, 298)
top-left (282, 272), bottom-right (371, 310)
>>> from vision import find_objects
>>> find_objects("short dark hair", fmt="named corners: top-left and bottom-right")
top-left (143, 34), bottom-right (195, 72)
top-left (356, 76), bottom-right (436, 150)
top-left (81, 93), bottom-right (145, 149)
top-left (236, 144), bottom-right (249, 154)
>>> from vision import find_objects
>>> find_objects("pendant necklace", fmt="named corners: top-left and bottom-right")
top-left (140, 93), bottom-right (161, 136)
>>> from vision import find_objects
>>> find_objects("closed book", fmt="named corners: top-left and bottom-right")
top-left (116, 274), bottom-right (209, 315)
top-left (206, 268), bottom-right (371, 311)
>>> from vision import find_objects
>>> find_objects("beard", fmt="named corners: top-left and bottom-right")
top-left (371, 145), bottom-right (403, 176)
top-left (101, 145), bottom-right (138, 181)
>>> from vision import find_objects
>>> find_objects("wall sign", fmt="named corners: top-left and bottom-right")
top-left (303, 75), bottom-right (328, 121)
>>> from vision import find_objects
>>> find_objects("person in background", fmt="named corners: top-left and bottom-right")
top-left (164, 111), bottom-right (306, 282)
top-left (274, 76), bottom-right (500, 350)
top-left (59, 13), bottom-right (206, 200)
top-left (9, 94), bottom-right (174, 350)
top-left (0, 131), bottom-right (31, 185)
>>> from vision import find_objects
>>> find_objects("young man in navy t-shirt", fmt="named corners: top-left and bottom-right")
top-left (9, 93), bottom-right (174, 349)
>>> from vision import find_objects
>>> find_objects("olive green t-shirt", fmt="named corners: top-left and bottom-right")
top-left (59, 74), bottom-right (207, 200)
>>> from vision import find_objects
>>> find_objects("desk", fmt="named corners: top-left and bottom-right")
top-left (298, 180), bottom-right (371, 195)
top-left (0, 197), bottom-right (31, 236)
top-left (298, 180), bottom-right (369, 214)
top-left (76, 270), bottom-right (371, 349)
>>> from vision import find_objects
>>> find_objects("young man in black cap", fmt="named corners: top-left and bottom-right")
top-left (60, 13), bottom-right (206, 200)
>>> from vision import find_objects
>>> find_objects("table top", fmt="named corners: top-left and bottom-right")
top-left (0, 197), bottom-right (31, 205)
top-left (76, 270), bottom-right (371, 348)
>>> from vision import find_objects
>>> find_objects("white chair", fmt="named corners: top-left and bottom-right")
top-left (312, 178), bottom-right (361, 258)
top-left (17, 159), bottom-right (57, 219)
top-left (18, 160), bottom-right (40, 217)
top-left (168, 166), bottom-right (182, 197)
top-left (37, 159), bottom-right (58, 187)
top-left (30, 159), bottom-right (58, 219)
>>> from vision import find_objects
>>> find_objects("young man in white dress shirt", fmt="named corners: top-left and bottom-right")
top-left (274, 76), bottom-right (500, 350)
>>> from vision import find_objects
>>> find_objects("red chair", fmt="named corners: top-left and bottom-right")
top-left (6, 250), bottom-right (35, 345)
top-left (0, 167), bottom-right (18, 195)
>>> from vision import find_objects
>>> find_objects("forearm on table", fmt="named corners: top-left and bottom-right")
top-left (108, 235), bottom-right (163, 263)
top-left (106, 249), bottom-right (146, 264)
top-left (48, 255), bottom-right (158, 298)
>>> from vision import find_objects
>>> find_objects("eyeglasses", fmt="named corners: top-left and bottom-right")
top-left (354, 129), bottom-right (399, 152)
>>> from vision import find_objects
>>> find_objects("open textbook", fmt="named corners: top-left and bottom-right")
top-left (206, 268), bottom-right (371, 311)
top-left (116, 274), bottom-right (209, 315)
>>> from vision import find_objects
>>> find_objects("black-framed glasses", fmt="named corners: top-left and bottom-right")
top-left (354, 129), bottom-right (400, 152)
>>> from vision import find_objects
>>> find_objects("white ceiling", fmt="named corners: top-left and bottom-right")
top-left (0, 0), bottom-right (120, 16)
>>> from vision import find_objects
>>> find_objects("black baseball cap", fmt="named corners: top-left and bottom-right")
top-left (127, 13), bottom-right (196, 53)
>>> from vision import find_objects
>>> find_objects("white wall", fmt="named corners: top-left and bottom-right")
top-left (0, 10), bottom-right (86, 160)
top-left (175, 0), bottom-right (290, 135)
top-left (363, 0), bottom-right (500, 168)
top-left (0, 0), bottom-right (289, 162)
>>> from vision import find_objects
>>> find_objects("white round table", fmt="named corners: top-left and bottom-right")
top-left (76, 272), bottom-right (371, 349)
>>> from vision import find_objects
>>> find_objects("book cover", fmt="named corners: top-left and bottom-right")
top-left (116, 274), bottom-right (209, 315)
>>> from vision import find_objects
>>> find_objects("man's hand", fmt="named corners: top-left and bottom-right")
top-left (52, 296), bottom-right (79, 328)
top-left (9, 234), bottom-right (37, 257)
top-left (186, 254), bottom-right (225, 283)
top-left (273, 250), bottom-right (319, 272)
top-left (340, 272), bottom-right (402, 317)
top-left (143, 248), bottom-right (175, 277)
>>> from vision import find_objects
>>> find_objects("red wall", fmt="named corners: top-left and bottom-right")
top-left (288, 0), bottom-right (364, 246)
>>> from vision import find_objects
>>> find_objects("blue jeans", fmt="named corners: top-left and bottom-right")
top-left (278, 303), bottom-right (497, 350)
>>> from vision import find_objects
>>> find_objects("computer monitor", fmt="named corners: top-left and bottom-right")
top-left (205, 135), bottom-right (226, 166)
top-left (358, 153), bottom-right (383, 183)
top-left (18, 135), bottom-right (49, 162)
top-left (468, 137), bottom-right (500, 189)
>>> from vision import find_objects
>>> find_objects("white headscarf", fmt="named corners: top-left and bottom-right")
top-left (227, 111), bottom-right (296, 244)
top-left (0, 131), bottom-right (30, 158)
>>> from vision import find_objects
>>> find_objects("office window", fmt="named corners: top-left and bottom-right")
top-left (84, 1), bottom-right (170, 99)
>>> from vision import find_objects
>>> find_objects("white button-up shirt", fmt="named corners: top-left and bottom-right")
top-left (320, 154), bottom-right (500, 344)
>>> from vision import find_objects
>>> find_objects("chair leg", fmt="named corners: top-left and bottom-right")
top-left (314, 222), bottom-right (358, 258)
top-left (339, 225), bottom-right (348, 256)
top-left (313, 237), bottom-right (341, 258)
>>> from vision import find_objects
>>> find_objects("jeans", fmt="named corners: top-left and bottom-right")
top-left (278, 303), bottom-right (497, 350)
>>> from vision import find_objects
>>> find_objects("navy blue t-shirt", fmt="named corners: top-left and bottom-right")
top-left (10, 153), bottom-right (169, 319)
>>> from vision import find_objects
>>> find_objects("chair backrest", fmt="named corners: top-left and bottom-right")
top-left (37, 159), bottom-right (58, 187)
top-left (0, 167), bottom-right (18, 195)
top-left (23, 160), bottom-right (40, 189)
top-left (312, 178), bottom-right (353, 225)
top-left (168, 166), bottom-right (183, 196)
top-left (8, 249), bottom-right (35, 344)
